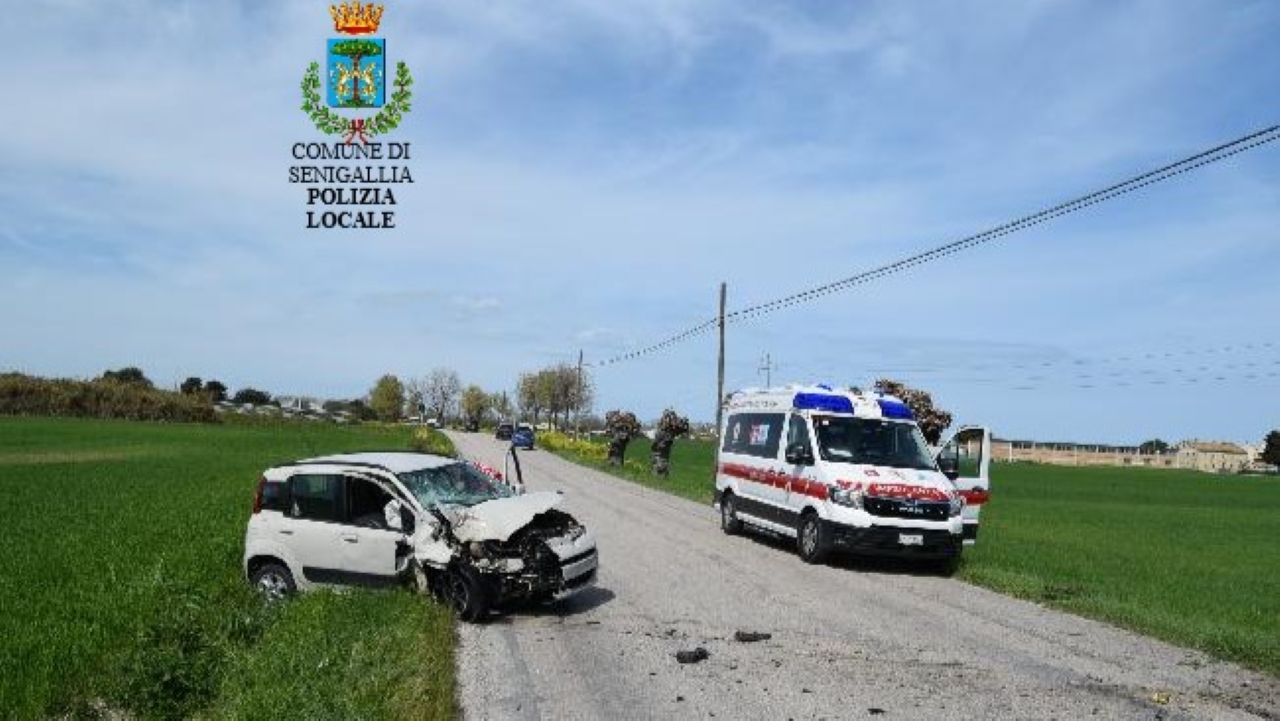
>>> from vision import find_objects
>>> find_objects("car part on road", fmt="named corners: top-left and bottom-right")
top-left (733, 630), bottom-right (772, 643)
top-left (675, 648), bottom-right (710, 664)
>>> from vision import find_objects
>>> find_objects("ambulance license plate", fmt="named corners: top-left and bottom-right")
top-left (898, 533), bottom-right (923, 546)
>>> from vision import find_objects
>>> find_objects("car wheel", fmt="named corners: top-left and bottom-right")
top-left (720, 492), bottom-right (743, 535)
top-left (251, 562), bottom-right (296, 601)
top-left (447, 565), bottom-right (491, 623)
top-left (796, 512), bottom-right (829, 564)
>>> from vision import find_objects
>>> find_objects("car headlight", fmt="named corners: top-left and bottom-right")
top-left (949, 494), bottom-right (965, 517)
top-left (829, 487), bottom-right (864, 510)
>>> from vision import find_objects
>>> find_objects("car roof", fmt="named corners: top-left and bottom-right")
top-left (292, 451), bottom-right (458, 474)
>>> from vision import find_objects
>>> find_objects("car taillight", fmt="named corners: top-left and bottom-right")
top-left (252, 477), bottom-right (266, 514)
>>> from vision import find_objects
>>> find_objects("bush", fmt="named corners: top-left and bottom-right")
top-left (0, 373), bottom-right (218, 423)
top-left (409, 427), bottom-right (457, 457)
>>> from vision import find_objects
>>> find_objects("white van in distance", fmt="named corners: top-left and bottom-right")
top-left (713, 385), bottom-right (990, 572)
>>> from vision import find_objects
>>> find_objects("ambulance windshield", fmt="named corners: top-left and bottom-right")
top-left (813, 416), bottom-right (935, 470)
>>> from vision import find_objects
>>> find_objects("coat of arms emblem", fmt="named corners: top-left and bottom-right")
top-left (301, 2), bottom-right (413, 143)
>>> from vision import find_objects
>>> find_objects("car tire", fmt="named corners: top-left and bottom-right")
top-left (447, 565), bottom-right (491, 623)
top-left (720, 492), bottom-right (743, 535)
top-left (251, 562), bottom-right (296, 601)
top-left (796, 512), bottom-right (829, 564)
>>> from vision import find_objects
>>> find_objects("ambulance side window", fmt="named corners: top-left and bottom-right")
top-left (723, 413), bottom-right (784, 459)
top-left (786, 415), bottom-right (813, 462)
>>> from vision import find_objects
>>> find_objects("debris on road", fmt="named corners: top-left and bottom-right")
top-left (734, 630), bottom-right (772, 643)
top-left (676, 648), bottom-right (710, 664)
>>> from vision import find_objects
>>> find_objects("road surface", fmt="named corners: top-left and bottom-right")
top-left (447, 431), bottom-right (1279, 720)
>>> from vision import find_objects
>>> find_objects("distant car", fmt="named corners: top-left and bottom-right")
top-left (243, 452), bottom-right (598, 621)
top-left (513, 424), bottom-right (536, 450)
top-left (495, 423), bottom-right (514, 440)
top-left (464, 420), bottom-right (480, 432)
top-left (426, 418), bottom-right (441, 429)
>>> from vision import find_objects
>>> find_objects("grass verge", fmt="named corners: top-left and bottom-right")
top-left (0, 416), bottom-right (456, 719)
top-left (543, 433), bottom-right (1280, 677)
top-left (537, 430), bottom-right (715, 504)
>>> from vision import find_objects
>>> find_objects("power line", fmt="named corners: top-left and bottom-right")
top-left (586, 123), bottom-right (1280, 366)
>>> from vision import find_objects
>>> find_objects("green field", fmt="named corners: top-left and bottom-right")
top-left (0, 417), bottom-right (456, 719)
top-left (546, 435), bottom-right (1280, 676)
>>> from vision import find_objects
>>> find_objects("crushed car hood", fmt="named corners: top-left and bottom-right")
top-left (449, 491), bottom-right (564, 542)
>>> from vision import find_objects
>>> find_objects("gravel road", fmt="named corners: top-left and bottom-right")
top-left (447, 431), bottom-right (1279, 720)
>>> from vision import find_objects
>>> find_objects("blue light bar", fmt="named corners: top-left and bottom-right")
top-left (877, 398), bottom-right (914, 420)
top-left (793, 392), bottom-right (854, 413)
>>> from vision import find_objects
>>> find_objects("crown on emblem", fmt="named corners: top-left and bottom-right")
top-left (330, 2), bottom-right (384, 35)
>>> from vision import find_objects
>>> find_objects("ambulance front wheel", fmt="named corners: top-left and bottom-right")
top-left (797, 511), bottom-right (829, 564)
top-left (720, 491), bottom-right (743, 535)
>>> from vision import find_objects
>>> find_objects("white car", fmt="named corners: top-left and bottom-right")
top-left (243, 451), bottom-right (598, 621)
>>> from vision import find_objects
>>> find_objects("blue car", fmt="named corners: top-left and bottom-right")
top-left (512, 424), bottom-right (535, 449)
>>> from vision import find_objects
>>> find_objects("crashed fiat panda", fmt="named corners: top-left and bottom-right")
top-left (242, 452), bottom-right (598, 621)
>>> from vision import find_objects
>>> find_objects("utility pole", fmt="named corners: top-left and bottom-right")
top-left (716, 282), bottom-right (727, 440)
top-left (575, 349), bottom-right (585, 439)
top-left (758, 352), bottom-right (774, 387)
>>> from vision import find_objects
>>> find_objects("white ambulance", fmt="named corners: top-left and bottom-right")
top-left (713, 384), bottom-right (990, 572)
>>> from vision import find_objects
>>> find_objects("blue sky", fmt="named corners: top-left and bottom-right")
top-left (2, 1), bottom-right (1278, 445)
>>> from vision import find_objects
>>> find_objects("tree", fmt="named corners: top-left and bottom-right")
top-left (404, 377), bottom-right (427, 419)
top-left (490, 391), bottom-right (513, 421)
top-left (1263, 431), bottom-right (1280, 468)
top-left (423, 368), bottom-right (461, 422)
top-left (873, 379), bottom-right (952, 444)
top-left (204, 380), bottom-right (228, 403)
top-left (651, 409), bottom-right (691, 477)
top-left (100, 367), bottom-right (152, 388)
top-left (369, 374), bottom-right (406, 422)
top-left (231, 388), bottom-right (272, 405)
top-left (330, 39), bottom-right (384, 107)
top-left (180, 377), bottom-right (203, 395)
top-left (517, 372), bottom-right (544, 426)
top-left (460, 385), bottom-right (491, 427)
top-left (605, 410), bottom-right (642, 466)
top-left (1139, 439), bottom-right (1170, 455)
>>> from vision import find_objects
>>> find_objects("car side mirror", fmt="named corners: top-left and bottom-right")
top-left (399, 507), bottom-right (416, 536)
top-left (785, 443), bottom-right (814, 465)
top-left (938, 455), bottom-right (960, 481)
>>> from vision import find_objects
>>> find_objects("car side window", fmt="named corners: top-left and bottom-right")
top-left (261, 479), bottom-right (291, 512)
top-left (345, 476), bottom-right (395, 529)
top-left (722, 413), bottom-right (784, 459)
top-left (289, 474), bottom-right (343, 522)
top-left (787, 414), bottom-right (813, 461)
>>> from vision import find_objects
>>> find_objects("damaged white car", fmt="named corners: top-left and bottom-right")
top-left (242, 451), bottom-right (599, 621)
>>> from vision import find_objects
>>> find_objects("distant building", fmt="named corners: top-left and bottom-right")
top-left (991, 439), bottom-right (1176, 468)
top-left (1175, 441), bottom-right (1249, 474)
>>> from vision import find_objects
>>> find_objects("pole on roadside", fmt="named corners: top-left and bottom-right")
top-left (715, 282), bottom-right (727, 441)
top-left (575, 349), bottom-right (584, 439)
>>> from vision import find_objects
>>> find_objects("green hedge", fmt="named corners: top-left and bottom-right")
top-left (0, 373), bottom-right (218, 423)
top-left (408, 427), bottom-right (457, 457)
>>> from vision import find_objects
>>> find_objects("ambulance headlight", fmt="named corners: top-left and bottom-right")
top-left (829, 487), bottom-right (864, 510)
top-left (949, 495), bottom-right (965, 517)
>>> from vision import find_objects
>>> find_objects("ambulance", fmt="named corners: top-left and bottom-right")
top-left (713, 384), bottom-right (990, 571)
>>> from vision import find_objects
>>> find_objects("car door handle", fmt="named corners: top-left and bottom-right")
top-left (342, 534), bottom-right (359, 543)
top-left (278, 529), bottom-right (294, 535)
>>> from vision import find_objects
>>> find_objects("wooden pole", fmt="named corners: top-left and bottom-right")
top-left (716, 283), bottom-right (727, 441)
top-left (575, 349), bottom-right (584, 439)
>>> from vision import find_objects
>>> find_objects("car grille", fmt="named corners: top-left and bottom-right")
top-left (864, 495), bottom-right (950, 521)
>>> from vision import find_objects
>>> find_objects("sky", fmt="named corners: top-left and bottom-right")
top-left (2, 0), bottom-right (1278, 445)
